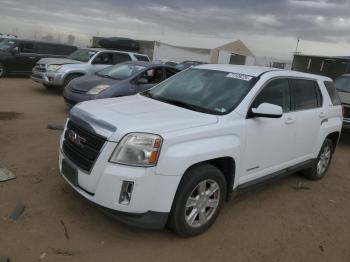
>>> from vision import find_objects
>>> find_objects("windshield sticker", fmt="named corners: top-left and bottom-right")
top-left (226, 73), bottom-right (253, 81)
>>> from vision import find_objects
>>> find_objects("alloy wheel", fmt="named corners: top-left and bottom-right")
top-left (185, 179), bottom-right (220, 228)
top-left (317, 145), bottom-right (331, 175)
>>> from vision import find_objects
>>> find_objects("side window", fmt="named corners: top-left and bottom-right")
top-left (252, 79), bottom-right (291, 112)
top-left (291, 79), bottom-right (321, 110)
top-left (324, 81), bottom-right (341, 106)
top-left (165, 68), bottom-right (178, 78)
top-left (93, 52), bottom-right (114, 65)
top-left (140, 68), bottom-right (164, 84)
top-left (20, 42), bottom-right (35, 53)
top-left (134, 54), bottom-right (150, 62)
top-left (114, 53), bottom-right (132, 64)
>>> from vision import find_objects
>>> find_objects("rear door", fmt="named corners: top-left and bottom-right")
top-left (113, 52), bottom-right (132, 64)
top-left (290, 79), bottom-right (324, 160)
top-left (16, 42), bottom-right (39, 72)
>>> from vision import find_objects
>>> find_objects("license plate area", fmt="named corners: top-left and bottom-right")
top-left (62, 159), bottom-right (78, 187)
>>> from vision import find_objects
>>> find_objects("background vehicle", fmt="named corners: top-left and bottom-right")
top-left (0, 38), bottom-right (76, 77)
top-left (175, 60), bottom-right (205, 71)
top-left (59, 65), bottom-right (342, 237)
top-left (153, 59), bottom-right (179, 67)
top-left (63, 61), bottom-right (179, 107)
top-left (334, 74), bottom-right (350, 129)
top-left (31, 48), bottom-right (150, 89)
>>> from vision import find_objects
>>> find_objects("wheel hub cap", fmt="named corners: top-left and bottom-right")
top-left (317, 146), bottom-right (331, 175)
top-left (185, 179), bottom-right (220, 228)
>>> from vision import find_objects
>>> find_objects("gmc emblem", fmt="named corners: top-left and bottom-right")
top-left (68, 129), bottom-right (86, 148)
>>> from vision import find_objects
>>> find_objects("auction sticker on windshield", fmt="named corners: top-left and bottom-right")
top-left (226, 73), bottom-right (253, 81)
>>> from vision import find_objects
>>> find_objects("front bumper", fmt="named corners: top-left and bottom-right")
top-left (58, 139), bottom-right (181, 229)
top-left (63, 88), bottom-right (93, 108)
top-left (31, 70), bottom-right (65, 87)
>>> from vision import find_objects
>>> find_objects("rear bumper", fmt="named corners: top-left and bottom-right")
top-left (31, 70), bottom-right (65, 86)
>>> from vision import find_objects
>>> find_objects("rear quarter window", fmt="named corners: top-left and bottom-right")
top-left (324, 81), bottom-right (342, 106)
top-left (134, 54), bottom-right (150, 62)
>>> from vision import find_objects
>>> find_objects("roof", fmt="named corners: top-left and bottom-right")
top-left (195, 64), bottom-right (332, 81)
top-left (80, 47), bottom-right (148, 56)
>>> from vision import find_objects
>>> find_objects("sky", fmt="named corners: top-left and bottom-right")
top-left (0, 0), bottom-right (350, 60)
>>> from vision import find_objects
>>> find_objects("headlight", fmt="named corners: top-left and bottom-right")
top-left (109, 133), bottom-right (163, 167)
top-left (86, 84), bottom-right (110, 95)
top-left (47, 64), bottom-right (63, 71)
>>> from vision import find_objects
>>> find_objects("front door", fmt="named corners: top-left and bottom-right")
top-left (242, 78), bottom-right (297, 183)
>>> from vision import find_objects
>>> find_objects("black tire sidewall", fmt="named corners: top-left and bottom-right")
top-left (169, 164), bottom-right (227, 237)
top-left (0, 62), bottom-right (5, 77)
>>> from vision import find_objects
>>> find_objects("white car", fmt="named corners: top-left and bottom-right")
top-left (59, 64), bottom-right (342, 237)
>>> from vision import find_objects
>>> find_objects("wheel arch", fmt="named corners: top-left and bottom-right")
top-left (181, 157), bottom-right (236, 201)
top-left (326, 131), bottom-right (340, 152)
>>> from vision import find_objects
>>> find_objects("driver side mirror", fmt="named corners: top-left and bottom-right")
top-left (251, 103), bottom-right (283, 118)
top-left (137, 77), bottom-right (149, 85)
top-left (11, 47), bottom-right (19, 55)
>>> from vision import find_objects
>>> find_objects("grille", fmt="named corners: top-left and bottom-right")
top-left (35, 64), bottom-right (46, 72)
top-left (63, 120), bottom-right (106, 172)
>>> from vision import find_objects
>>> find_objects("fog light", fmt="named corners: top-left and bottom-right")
top-left (119, 181), bottom-right (134, 205)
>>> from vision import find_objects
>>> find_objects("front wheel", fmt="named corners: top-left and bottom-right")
top-left (302, 138), bottom-right (334, 180)
top-left (168, 163), bottom-right (227, 237)
top-left (0, 62), bottom-right (6, 78)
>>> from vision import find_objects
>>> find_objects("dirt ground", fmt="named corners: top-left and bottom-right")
top-left (0, 77), bottom-right (349, 262)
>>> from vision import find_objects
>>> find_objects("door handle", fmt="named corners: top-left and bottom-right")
top-left (319, 112), bottom-right (326, 118)
top-left (29, 56), bottom-right (36, 59)
top-left (285, 117), bottom-right (295, 124)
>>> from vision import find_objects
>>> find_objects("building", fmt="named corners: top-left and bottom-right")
top-left (292, 54), bottom-right (350, 79)
top-left (91, 36), bottom-right (255, 65)
top-left (153, 40), bottom-right (255, 65)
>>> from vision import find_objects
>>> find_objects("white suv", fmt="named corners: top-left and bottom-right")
top-left (59, 65), bottom-right (342, 237)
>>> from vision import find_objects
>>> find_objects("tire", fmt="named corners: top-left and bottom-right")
top-left (0, 62), bottom-right (6, 78)
top-left (168, 163), bottom-right (227, 237)
top-left (63, 74), bottom-right (82, 88)
top-left (302, 138), bottom-right (334, 180)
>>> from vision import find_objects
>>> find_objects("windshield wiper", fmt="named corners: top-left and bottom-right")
top-left (157, 97), bottom-right (215, 114)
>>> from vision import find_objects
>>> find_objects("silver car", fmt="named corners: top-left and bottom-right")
top-left (31, 48), bottom-right (150, 89)
top-left (334, 75), bottom-right (350, 129)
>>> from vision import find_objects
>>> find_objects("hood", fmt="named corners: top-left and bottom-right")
top-left (37, 57), bottom-right (83, 65)
top-left (70, 95), bottom-right (218, 142)
top-left (69, 74), bottom-right (122, 92)
top-left (338, 91), bottom-right (350, 105)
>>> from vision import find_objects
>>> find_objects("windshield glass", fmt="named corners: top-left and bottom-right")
top-left (142, 68), bottom-right (256, 115)
top-left (334, 76), bottom-right (350, 93)
top-left (67, 49), bottom-right (97, 62)
top-left (0, 39), bottom-right (17, 51)
top-left (97, 63), bottom-right (146, 80)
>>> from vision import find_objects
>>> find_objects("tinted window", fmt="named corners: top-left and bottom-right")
top-left (134, 54), bottom-right (150, 62)
top-left (0, 39), bottom-right (17, 51)
top-left (334, 76), bottom-right (350, 93)
top-left (139, 68), bottom-right (164, 84)
top-left (252, 79), bottom-right (291, 112)
top-left (291, 79), bottom-right (321, 110)
top-left (20, 42), bottom-right (35, 53)
top-left (114, 53), bottom-right (132, 63)
top-left (93, 52), bottom-right (114, 65)
top-left (324, 81), bottom-right (341, 105)
top-left (165, 68), bottom-right (178, 78)
top-left (36, 43), bottom-right (56, 54)
top-left (142, 69), bottom-right (256, 115)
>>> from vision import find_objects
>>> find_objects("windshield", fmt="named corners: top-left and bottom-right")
top-left (142, 68), bottom-right (256, 115)
top-left (0, 39), bottom-right (17, 51)
top-left (334, 76), bottom-right (350, 93)
top-left (67, 49), bottom-right (97, 62)
top-left (97, 63), bottom-right (145, 80)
